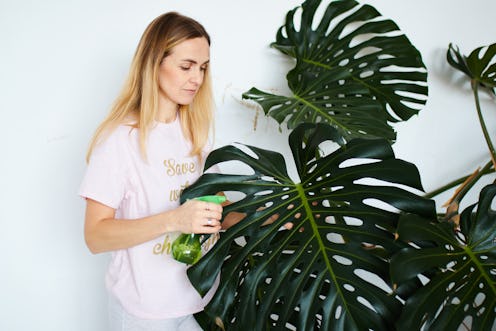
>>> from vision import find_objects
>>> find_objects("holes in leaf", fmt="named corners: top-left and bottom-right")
top-left (339, 158), bottom-right (380, 168)
top-left (223, 191), bottom-right (246, 203)
top-left (332, 254), bottom-right (352, 265)
top-left (319, 185), bottom-right (343, 194)
top-left (385, 103), bottom-right (402, 122)
top-left (334, 305), bottom-right (343, 319)
top-left (333, 49), bottom-right (344, 57)
top-left (359, 70), bottom-right (374, 78)
top-left (343, 216), bottom-right (363, 226)
top-left (343, 284), bottom-right (355, 292)
top-left (285, 322), bottom-right (297, 331)
top-left (218, 158), bottom-right (255, 175)
top-left (461, 316), bottom-right (473, 329)
top-left (357, 296), bottom-right (376, 313)
top-left (291, 7), bottom-right (303, 32)
top-left (234, 237), bottom-right (247, 246)
top-left (354, 269), bottom-right (393, 293)
top-left (363, 198), bottom-right (401, 214)
top-left (308, 163), bottom-right (318, 174)
top-left (325, 216), bottom-right (336, 224)
top-left (234, 143), bottom-right (260, 160)
top-left (260, 175), bottom-right (276, 182)
top-left (477, 307), bottom-right (486, 316)
top-left (442, 260), bottom-right (456, 272)
top-left (255, 190), bottom-right (274, 196)
top-left (444, 244), bottom-right (455, 251)
top-left (474, 292), bottom-right (486, 307)
top-left (361, 242), bottom-right (380, 250)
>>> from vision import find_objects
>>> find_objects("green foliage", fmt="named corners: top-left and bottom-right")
top-left (183, 123), bottom-right (435, 330)
top-left (243, 0), bottom-right (428, 144)
top-left (447, 42), bottom-right (496, 93)
top-left (180, 0), bottom-right (496, 330)
top-left (392, 185), bottom-right (496, 331)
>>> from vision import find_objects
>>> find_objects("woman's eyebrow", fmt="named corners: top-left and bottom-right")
top-left (181, 59), bottom-right (210, 65)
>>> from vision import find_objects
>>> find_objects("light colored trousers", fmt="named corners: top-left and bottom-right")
top-left (108, 295), bottom-right (203, 331)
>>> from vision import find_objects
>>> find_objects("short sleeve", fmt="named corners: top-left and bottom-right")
top-left (78, 130), bottom-right (128, 209)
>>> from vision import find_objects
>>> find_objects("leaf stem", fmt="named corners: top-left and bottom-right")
top-left (424, 160), bottom-right (494, 199)
top-left (472, 81), bottom-right (496, 168)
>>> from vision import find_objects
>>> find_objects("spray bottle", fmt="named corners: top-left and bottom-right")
top-left (171, 195), bottom-right (226, 264)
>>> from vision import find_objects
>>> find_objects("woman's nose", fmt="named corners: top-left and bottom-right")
top-left (190, 68), bottom-right (203, 85)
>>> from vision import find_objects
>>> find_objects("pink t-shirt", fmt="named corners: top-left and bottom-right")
top-left (79, 115), bottom-right (218, 319)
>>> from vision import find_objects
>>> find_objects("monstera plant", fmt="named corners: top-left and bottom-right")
top-left (180, 0), bottom-right (496, 330)
top-left (388, 43), bottom-right (496, 331)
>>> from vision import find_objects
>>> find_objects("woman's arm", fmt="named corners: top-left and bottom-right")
top-left (83, 198), bottom-right (223, 254)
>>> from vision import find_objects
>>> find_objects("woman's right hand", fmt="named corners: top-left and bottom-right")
top-left (170, 199), bottom-right (223, 234)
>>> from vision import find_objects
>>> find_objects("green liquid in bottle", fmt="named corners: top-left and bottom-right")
top-left (171, 195), bottom-right (226, 265)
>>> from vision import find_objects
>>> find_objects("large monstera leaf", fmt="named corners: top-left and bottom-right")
top-left (242, 0), bottom-right (428, 144)
top-left (391, 184), bottom-right (496, 331)
top-left (182, 123), bottom-right (435, 330)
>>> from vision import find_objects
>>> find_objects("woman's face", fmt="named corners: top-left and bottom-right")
top-left (158, 37), bottom-right (210, 111)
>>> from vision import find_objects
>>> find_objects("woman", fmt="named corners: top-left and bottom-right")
top-left (79, 12), bottom-right (227, 330)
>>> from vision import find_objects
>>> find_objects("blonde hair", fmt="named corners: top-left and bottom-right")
top-left (86, 12), bottom-right (214, 162)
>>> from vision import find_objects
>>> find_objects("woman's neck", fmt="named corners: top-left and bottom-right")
top-left (156, 105), bottom-right (179, 123)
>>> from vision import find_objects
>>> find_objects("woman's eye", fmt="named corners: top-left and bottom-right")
top-left (180, 66), bottom-right (190, 71)
top-left (200, 66), bottom-right (207, 72)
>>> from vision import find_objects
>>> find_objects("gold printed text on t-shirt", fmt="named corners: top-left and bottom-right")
top-left (153, 233), bottom-right (220, 256)
top-left (202, 232), bottom-right (220, 252)
top-left (153, 234), bottom-right (172, 255)
top-left (169, 180), bottom-right (190, 202)
top-left (164, 158), bottom-right (196, 176)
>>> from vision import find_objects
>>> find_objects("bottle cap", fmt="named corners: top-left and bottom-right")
top-left (194, 195), bottom-right (226, 204)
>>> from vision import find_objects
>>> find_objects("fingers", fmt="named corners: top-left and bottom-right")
top-left (182, 200), bottom-right (223, 233)
top-left (203, 201), bottom-right (223, 213)
top-left (200, 201), bottom-right (222, 220)
top-left (203, 218), bottom-right (221, 230)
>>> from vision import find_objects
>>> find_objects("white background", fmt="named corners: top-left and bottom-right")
top-left (1, 1), bottom-right (495, 330)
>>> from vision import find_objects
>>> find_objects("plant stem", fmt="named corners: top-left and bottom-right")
top-left (424, 160), bottom-right (494, 199)
top-left (472, 81), bottom-right (496, 168)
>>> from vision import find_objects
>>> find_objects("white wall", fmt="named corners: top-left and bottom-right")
top-left (0, 1), bottom-right (494, 330)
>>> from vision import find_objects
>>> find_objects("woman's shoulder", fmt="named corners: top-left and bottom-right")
top-left (95, 123), bottom-right (138, 152)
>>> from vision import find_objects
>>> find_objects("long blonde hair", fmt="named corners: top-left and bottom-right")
top-left (86, 12), bottom-right (214, 162)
